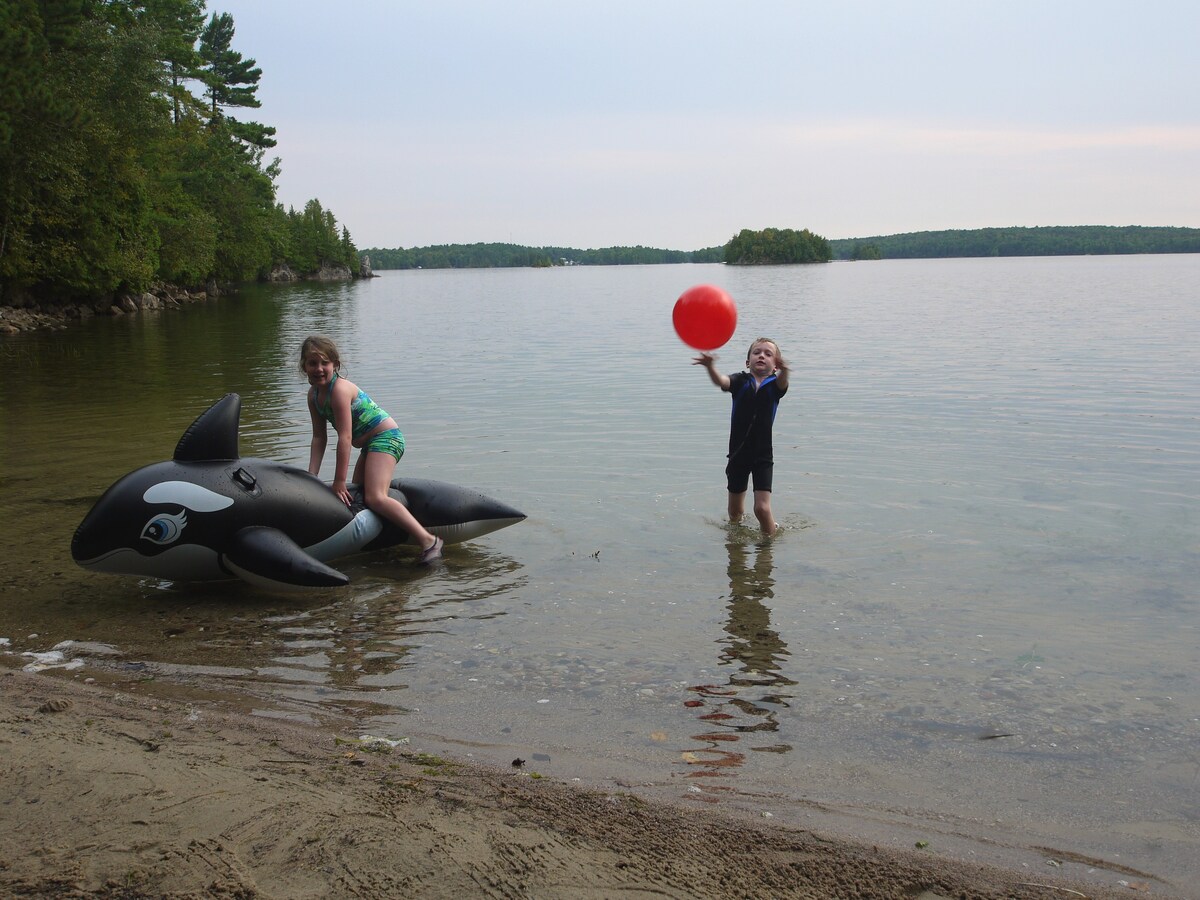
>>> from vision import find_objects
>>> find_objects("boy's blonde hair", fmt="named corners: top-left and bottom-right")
top-left (746, 337), bottom-right (781, 363)
top-left (298, 335), bottom-right (341, 374)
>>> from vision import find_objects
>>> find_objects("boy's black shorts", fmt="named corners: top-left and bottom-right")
top-left (726, 457), bottom-right (773, 494)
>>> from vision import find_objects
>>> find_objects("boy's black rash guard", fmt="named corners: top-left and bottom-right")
top-left (726, 372), bottom-right (787, 463)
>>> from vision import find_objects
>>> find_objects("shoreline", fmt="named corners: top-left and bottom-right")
top-left (0, 285), bottom-right (220, 335)
top-left (0, 666), bottom-right (1151, 899)
top-left (0, 265), bottom-right (361, 336)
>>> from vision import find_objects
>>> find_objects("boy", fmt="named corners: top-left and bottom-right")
top-left (694, 338), bottom-right (789, 535)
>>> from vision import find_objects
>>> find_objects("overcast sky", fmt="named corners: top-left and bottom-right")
top-left (209, 1), bottom-right (1199, 251)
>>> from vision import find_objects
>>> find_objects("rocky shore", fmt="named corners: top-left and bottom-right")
top-left (0, 281), bottom-right (222, 335)
top-left (0, 260), bottom-right (362, 335)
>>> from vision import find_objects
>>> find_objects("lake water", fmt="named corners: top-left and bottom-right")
top-left (2, 256), bottom-right (1198, 886)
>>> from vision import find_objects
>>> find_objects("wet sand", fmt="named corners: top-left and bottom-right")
top-left (0, 666), bottom-right (1158, 899)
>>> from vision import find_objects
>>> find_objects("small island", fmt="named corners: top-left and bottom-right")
top-left (723, 227), bottom-right (833, 265)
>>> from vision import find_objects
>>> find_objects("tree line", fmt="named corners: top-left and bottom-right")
top-left (367, 225), bottom-right (1200, 271)
top-left (830, 226), bottom-right (1200, 261)
top-left (1, 0), bottom-right (358, 307)
top-left (364, 229), bottom-right (838, 271)
top-left (364, 243), bottom-right (727, 270)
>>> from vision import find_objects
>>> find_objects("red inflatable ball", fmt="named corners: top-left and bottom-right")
top-left (672, 284), bottom-right (737, 351)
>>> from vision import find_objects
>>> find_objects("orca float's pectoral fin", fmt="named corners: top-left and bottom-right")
top-left (175, 393), bottom-right (241, 462)
top-left (223, 526), bottom-right (350, 590)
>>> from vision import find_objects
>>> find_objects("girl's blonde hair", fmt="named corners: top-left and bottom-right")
top-left (298, 335), bottom-right (341, 374)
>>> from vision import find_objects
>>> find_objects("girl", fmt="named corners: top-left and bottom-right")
top-left (300, 335), bottom-right (443, 563)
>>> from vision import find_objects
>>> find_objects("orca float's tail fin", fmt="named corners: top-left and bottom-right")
top-left (385, 478), bottom-right (527, 545)
top-left (175, 393), bottom-right (241, 462)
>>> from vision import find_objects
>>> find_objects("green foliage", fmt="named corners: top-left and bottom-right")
top-left (364, 243), bottom-right (726, 270)
top-left (850, 242), bottom-right (882, 260)
top-left (0, 1), bottom-right (40, 147)
top-left (724, 227), bottom-right (832, 265)
top-left (136, 0), bottom-right (207, 126)
top-left (282, 199), bottom-right (359, 274)
top-left (1, 0), bottom-right (89, 293)
top-left (828, 226), bottom-right (1200, 260)
top-left (690, 245), bottom-right (726, 263)
top-left (2, 12), bottom-right (163, 298)
top-left (0, 3), bottom-right (350, 304)
top-left (153, 193), bottom-right (217, 285)
top-left (181, 120), bottom-right (277, 281)
top-left (196, 11), bottom-right (274, 149)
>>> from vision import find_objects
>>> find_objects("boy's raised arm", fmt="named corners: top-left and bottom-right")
top-left (693, 353), bottom-right (731, 391)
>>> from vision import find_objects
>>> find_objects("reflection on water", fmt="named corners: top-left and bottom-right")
top-left (720, 535), bottom-right (794, 699)
top-left (682, 532), bottom-right (796, 785)
top-left (177, 544), bottom-right (528, 720)
top-left (12, 541), bottom-right (531, 731)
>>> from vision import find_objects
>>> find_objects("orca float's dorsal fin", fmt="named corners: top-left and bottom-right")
top-left (174, 393), bottom-right (241, 462)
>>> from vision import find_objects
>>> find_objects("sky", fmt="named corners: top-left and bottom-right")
top-left (208, 0), bottom-right (1200, 251)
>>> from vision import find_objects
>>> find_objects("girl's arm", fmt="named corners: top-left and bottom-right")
top-left (307, 394), bottom-right (328, 476)
top-left (693, 352), bottom-right (731, 391)
top-left (328, 379), bottom-right (355, 504)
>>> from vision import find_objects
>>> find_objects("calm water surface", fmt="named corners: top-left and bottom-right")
top-left (2, 256), bottom-right (1198, 884)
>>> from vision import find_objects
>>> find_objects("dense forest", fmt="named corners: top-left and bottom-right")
top-left (724, 227), bottom-right (831, 265)
top-left (830, 226), bottom-right (1200, 261)
top-left (0, 0), bottom-right (358, 307)
top-left (364, 243), bottom-right (725, 270)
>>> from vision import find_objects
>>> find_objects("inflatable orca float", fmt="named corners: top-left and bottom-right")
top-left (71, 393), bottom-right (526, 590)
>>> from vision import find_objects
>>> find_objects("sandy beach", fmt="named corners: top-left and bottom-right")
top-left (1, 664), bottom-right (1161, 900)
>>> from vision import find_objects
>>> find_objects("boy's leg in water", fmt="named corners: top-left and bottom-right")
top-left (728, 490), bottom-right (746, 524)
top-left (753, 490), bottom-right (776, 536)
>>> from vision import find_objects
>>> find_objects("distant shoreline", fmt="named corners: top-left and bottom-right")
top-left (4, 232), bottom-right (1197, 334)
top-left (362, 225), bottom-right (1200, 269)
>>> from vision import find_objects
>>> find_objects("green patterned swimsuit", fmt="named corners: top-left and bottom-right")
top-left (313, 372), bottom-right (405, 460)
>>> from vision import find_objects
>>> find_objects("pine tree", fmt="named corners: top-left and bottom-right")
top-left (197, 12), bottom-right (276, 148)
top-left (140, 0), bottom-right (207, 125)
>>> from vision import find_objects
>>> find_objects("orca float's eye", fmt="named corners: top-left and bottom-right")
top-left (140, 510), bottom-right (188, 545)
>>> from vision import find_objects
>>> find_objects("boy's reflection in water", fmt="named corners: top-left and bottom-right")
top-left (682, 537), bottom-right (795, 786)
